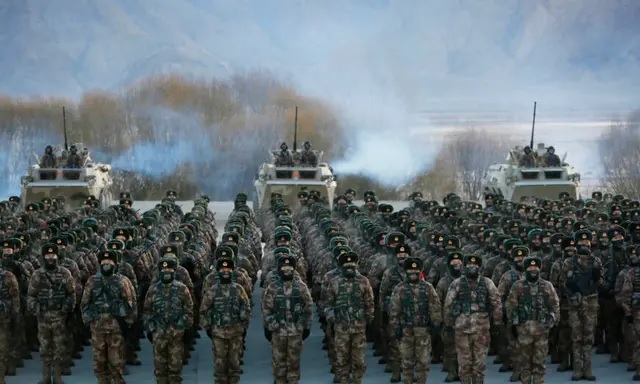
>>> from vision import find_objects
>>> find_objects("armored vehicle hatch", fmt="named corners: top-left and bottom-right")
top-left (20, 142), bottom-right (115, 210)
top-left (482, 142), bottom-right (580, 202)
top-left (253, 148), bottom-right (337, 211)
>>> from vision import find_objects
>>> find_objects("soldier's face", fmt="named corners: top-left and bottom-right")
top-left (2, 248), bottom-right (12, 256)
top-left (44, 253), bottom-right (57, 262)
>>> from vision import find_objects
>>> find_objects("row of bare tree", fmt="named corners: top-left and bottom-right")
top-left (0, 72), bottom-right (637, 200)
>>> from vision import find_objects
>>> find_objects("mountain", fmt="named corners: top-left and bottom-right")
top-left (0, 0), bottom-right (638, 112)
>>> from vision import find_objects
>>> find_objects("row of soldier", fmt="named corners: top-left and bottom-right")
top-left (251, 188), bottom-right (640, 384)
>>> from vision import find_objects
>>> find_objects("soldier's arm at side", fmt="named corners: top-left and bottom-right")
top-left (80, 276), bottom-right (96, 324)
top-left (619, 274), bottom-right (633, 316)
top-left (427, 282), bottom-right (443, 325)
top-left (199, 289), bottom-right (213, 330)
top-left (546, 281), bottom-right (560, 324)
top-left (181, 283), bottom-right (194, 329)
top-left (26, 271), bottom-right (41, 315)
top-left (497, 272), bottom-right (510, 300)
top-left (362, 277), bottom-right (375, 323)
top-left (239, 285), bottom-right (252, 324)
top-left (504, 281), bottom-right (520, 324)
top-left (486, 278), bottom-right (503, 323)
top-left (63, 269), bottom-right (77, 311)
top-left (122, 277), bottom-right (137, 324)
top-left (301, 282), bottom-right (313, 331)
top-left (443, 281), bottom-right (458, 326)
top-left (261, 283), bottom-right (275, 330)
top-left (7, 273), bottom-right (21, 317)
top-left (142, 284), bottom-right (155, 329)
top-left (388, 286), bottom-right (402, 330)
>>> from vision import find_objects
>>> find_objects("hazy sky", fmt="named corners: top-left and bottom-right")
top-left (1, 0), bottom-right (638, 185)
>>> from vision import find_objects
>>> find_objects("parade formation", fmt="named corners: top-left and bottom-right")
top-left (0, 139), bottom-right (639, 384)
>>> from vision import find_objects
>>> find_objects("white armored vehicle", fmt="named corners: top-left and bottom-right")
top-left (20, 142), bottom-right (115, 210)
top-left (482, 142), bottom-right (581, 202)
top-left (253, 147), bottom-right (337, 211)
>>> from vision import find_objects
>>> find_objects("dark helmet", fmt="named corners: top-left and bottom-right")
top-left (303, 141), bottom-right (311, 149)
top-left (524, 146), bottom-right (532, 153)
top-left (547, 146), bottom-right (555, 153)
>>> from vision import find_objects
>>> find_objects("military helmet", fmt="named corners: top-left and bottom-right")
top-left (158, 256), bottom-right (178, 270)
top-left (222, 232), bottom-right (240, 244)
top-left (168, 231), bottom-right (186, 243)
top-left (273, 247), bottom-right (290, 257)
top-left (277, 254), bottom-right (297, 269)
top-left (447, 251), bottom-right (463, 263)
top-left (337, 251), bottom-right (358, 266)
top-left (216, 257), bottom-right (235, 271)
top-left (160, 244), bottom-right (179, 257)
top-left (443, 236), bottom-right (460, 249)
top-left (394, 243), bottom-right (411, 256)
top-left (107, 240), bottom-right (126, 251)
top-left (332, 245), bottom-right (351, 259)
top-left (404, 257), bottom-right (423, 271)
top-left (41, 243), bottom-right (58, 256)
top-left (523, 256), bottom-right (541, 269)
top-left (574, 229), bottom-right (592, 242)
top-left (215, 245), bottom-right (235, 259)
top-left (463, 255), bottom-right (482, 267)
top-left (98, 250), bottom-right (119, 263)
top-left (510, 246), bottom-right (530, 259)
top-left (561, 237), bottom-right (576, 249)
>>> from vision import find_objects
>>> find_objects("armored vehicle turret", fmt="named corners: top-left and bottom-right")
top-left (253, 146), bottom-right (337, 211)
top-left (482, 142), bottom-right (580, 202)
top-left (20, 142), bottom-right (114, 210)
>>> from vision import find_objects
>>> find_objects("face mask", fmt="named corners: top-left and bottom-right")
top-left (161, 271), bottom-right (175, 283)
top-left (541, 244), bottom-right (552, 253)
top-left (465, 266), bottom-right (479, 278)
top-left (631, 256), bottom-right (640, 266)
top-left (397, 257), bottom-right (407, 267)
top-left (598, 240), bottom-right (610, 249)
top-left (449, 265), bottom-right (462, 278)
top-left (100, 263), bottom-right (114, 276)
top-left (219, 271), bottom-right (232, 283)
top-left (577, 244), bottom-right (591, 253)
top-left (342, 266), bottom-right (356, 278)
top-left (515, 260), bottom-right (524, 272)
top-left (612, 240), bottom-right (624, 248)
top-left (44, 255), bottom-right (57, 270)
top-left (407, 271), bottom-right (421, 283)
top-left (279, 268), bottom-right (294, 281)
top-left (525, 270), bottom-right (539, 282)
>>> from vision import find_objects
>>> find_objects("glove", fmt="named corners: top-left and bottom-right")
top-left (626, 315), bottom-right (634, 324)
top-left (206, 330), bottom-right (213, 339)
top-left (264, 328), bottom-right (272, 342)
top-left (117, 318), bottom-right (130, 336)
top-left (395, 328), bottom-right (403, 341)
top-left (146, 332), bottom-right (153, 343)
top-left (302, 329), bottom-right (310, 340)
top-left (544, 314), bottom-right (555, 329)
top-left (432, 323), bottom-right (442, 335)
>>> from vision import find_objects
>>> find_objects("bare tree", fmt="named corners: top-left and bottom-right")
top-left (442, 128), bottom-right (512, 201)
top-left (598, 110), bottom-right (640, 197)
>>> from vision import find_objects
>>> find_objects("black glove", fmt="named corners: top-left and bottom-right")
top-left (264, 328), bottom-right (272, 342)
top-left (302, 329), bottom-right (310, 340)
top-left (117, 318), bottom-right (130, 336)
top-left (592, 267), bottom-right (601, 281)
top-left (395, 327), bottom-right (403, 341)
top-left (206, 330), bottom-right (213, 339)
top-left (146, 332), bottom-right (153, 343)
top-left (626, 315), bottom-right (634, 324)
top-left (431, 323), bottom-right (441, 335)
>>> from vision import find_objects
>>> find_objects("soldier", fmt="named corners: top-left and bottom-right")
top-left (544, 146), bottom-right (561, 167)
top-left (81, 250), bottom-right (137, 384)
top-left (0, 250), bottom-right (20, 384)
top-left (275, 142), bottom-right (294, 167)
top-left (66, 145), bottom-right (82, 168)
top-left (561, 243), bottom-right (602, 381)
top-left (262, 255), bottom-right (313, 384)
top-left (324, 251), bottom-right (375, 384)
top-left (27, 244), bottom-right (76, 384)
top-left (390, 257), bottom-right (442, 384)
top-left (40, 145), bottom-right (58, 168)
top-left (519, 146), bottom-right (535, 167)
top-left (143, 256), bottom-right (194, 384)
top-left (299, 141), bottom-right (318, 167)
top-left (200, 257), bottom-right (251, 384)
top-left (617, 245), bottom-right (640, 380)
top-left (437, 252), bottom-right (463, 382)
top-left (444, 255), bottom-right (502, 384)
top-left (506, 256), bottom-right (560, 384)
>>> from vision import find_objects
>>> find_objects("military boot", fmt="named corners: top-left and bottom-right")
top-left (52, 365), bottom-right (64, 384)
top-left (390, 366), bottom-right (401, 383)
top-left (509, 370), bottom-right (520, 382)
top-left (571, 358), bottom-right (583, 381)
top-left (38, 363), bottom-right (51, 384)
top-left (155, 378), bottom-right (169, 384)
top-left (532, 375), bottom-right (544, 384)
top-left (633, 370), bottom-right (640, 381)
top-left (459, 377), bottom-right (473, 384)
top-left (520, 374), bottom-right (531, 384)
top-left (415, 375), bottom-right (427, 384)
top-left (582, 352), bottom-right (596, 381)
top-left (444, 366), bottom-right (459, 382)
top-left (475, 376), bottom-right (484, 384)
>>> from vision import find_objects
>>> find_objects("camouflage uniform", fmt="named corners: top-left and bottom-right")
top-left (27, 244), bottom-right (76, 384)
top-left (262, 255), bottom-right (313, 384)
top-left (81, 250), bottom-right (137, 384)
top-left (560, 243), bottom-right (603, 381)
top-left (390, 257), bottom-right (442, 384)
top-left (505, 256), bottom-right (560, 384)
top-left (444, 255), bottom-right (502, 384)
top-left (0, 265), bottom-right (20, 384)
top-left (144, 256), bottom-right (194, 384)
top-left (436, 252), bottom-right (463, 382)
top-left (324, 252), bottom-right (375, 384)
top-left (615, 247), bottom-right (640, 380)
top-left (200, 258), bottom-right (251, 384)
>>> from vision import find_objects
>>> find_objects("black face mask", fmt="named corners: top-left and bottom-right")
top-left (612, 240), bottom-right (624, 249)
top-left (342, 266), bottom-right (356, 278)
top-left (403, 271), bottom-right (419, 283)
top-left (531, 244), bottom-right (541, 251)
top-left (279, 269), bottom-right (294, 281)
top-left (541, 244), bottom-right (552, 253)
top-left (449, 265), bottom-right (462, 278)
top-left (631, 256), bottom-right (640, 266)
top-left (577, 244), bottom-right (591, 253)
top-left (161, 271), bottom-right (175, 284)
top-left (598, 240), bottom-right (610, 249)
top-left (465, 265), bottom-right (479, 278)
top-left (44, 256), bottom-right (57, 270)
top-left (219, 271), bottom-right (232, 283)
top-left (397, 257), bottom-right (407, 267)
top-left (100, 263), bottom-right (115, 276)
top-left (515, 260), bottom-right (524, 272)
top-left (525, 270), bottom-right (539, 282)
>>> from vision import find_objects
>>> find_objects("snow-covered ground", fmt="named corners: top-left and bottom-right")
top-left (7, 200), bottom-right (636, 383)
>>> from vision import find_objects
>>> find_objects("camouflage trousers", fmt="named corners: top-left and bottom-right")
top-left (334, 329), bottom-right (367, 382)
top-left (400, 327), bottom-right (432, 383)
top-left (455, 321), bottom-right (490, 380)
top-left (271, 333), bottom-right (303, 383)
top-left (516, 323), bottom-right (549, 381)
top-left (601, 298), bottom-right (624, 360)
top-left (568, 304), bottom-right (598, 375)
top-left (212, 334), bottom-right (243, 384)
top-left (441, 327), bottom-right (458, 374)
top-left (632, 319), bottom-right (640, 372)
top-left (0, 320), bottom-right (9, 382)
top-left (152, 328), bottom-right (185, 383)
top-left (38, 316), bottom-right (66, 365)
top-left (386, 322), bottom-right (400, 369)
top-left (91, 328), bottom-right (125, 384)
